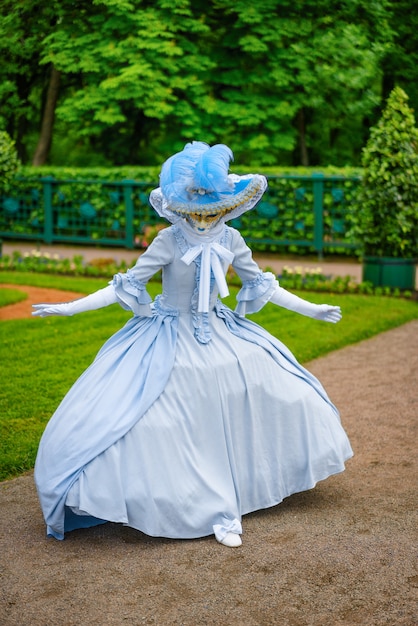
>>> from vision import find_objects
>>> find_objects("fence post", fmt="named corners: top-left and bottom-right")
top-left (41, 177), bottom-right (54, 244)
top-left (312, 173), bottom-right (324, 259)
top-left (122, 180), bottom-right (135, 249)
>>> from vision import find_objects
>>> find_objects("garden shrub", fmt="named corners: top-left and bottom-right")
top-left (350, 86), bottom-right (418, 258)
top-left (0, 131), bottom-right (20, 191)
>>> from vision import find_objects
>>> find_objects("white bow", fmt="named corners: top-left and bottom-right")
top-left (181, 242), bottom-right (235, 313)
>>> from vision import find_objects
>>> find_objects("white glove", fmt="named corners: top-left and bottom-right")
top-left (270, 286), bottom-right (342, 323)
top-left (32, 285), bottom-right (118, 317)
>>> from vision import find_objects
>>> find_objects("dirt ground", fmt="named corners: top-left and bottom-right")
top-left (0, 285), bottom-right (85, 320)
top-left (0, 285), bottom-right (417, 625)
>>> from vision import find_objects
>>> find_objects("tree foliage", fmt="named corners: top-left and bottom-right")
top-left (0, 0), bottom-right (415, 167)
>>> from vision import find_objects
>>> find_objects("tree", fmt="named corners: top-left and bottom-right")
top-left (38, 0), bottom-right (214, 164)
top-left (158, 0), bottom-right (389, 165)
top-left (31, 0), bottom-right (391, 165)
top-left (0, 1), bottom-right (42, 160)
top-left (32, 65), bottom-right (61, 166)
top-left (381, 1), bottom-right (418, 115)
top-left (0, 0), bottom-right (411, 166)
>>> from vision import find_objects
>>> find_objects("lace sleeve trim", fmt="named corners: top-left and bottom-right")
top-left (235, 271), bottom-right (278, 316)
top-left (112, 271), bottom-right (152, 316)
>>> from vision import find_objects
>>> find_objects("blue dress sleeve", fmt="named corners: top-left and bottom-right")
top-left (229, 228), bottom-right (278, 316)
top-left (112, 227), bottom-right (175, 316)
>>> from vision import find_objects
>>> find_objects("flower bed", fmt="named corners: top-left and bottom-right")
top-left (0, 250), bottom-right (414, 299)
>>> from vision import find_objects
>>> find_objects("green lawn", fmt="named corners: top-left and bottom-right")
top-left (1, 271), bottom-right (417, 481)
top-left (0, 287), bottom-right (28, 307)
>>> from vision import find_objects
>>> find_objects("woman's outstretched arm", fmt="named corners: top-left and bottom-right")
top-left (32, 285), bottom-right (118, 317)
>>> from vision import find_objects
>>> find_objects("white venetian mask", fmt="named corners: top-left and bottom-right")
top-left (184, 210), bottom-right (228, 233)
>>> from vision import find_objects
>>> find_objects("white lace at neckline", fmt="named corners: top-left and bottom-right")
top-left (174, 218), bottom-right (226, 246)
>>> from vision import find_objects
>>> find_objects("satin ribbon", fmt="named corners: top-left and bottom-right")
top-left (213, 517), bottom-right (242, 542)
top-left (181, 242), bottom-right (235, 313)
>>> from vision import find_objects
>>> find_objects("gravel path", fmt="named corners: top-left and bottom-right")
top-left (0, 305), bottom-right (417, 624)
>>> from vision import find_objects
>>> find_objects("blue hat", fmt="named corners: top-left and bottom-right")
top-left (149, 142), bottom-right (267, 224)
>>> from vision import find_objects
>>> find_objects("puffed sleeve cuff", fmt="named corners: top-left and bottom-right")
top-left (235, 271), bottom-right (278, 316)
top-left (112, 269), bottom-right (153, 317)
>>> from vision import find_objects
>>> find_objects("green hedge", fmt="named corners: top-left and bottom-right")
top-left (20, 164), bottom-right (363, 181)
top-left (19, 165), bottom-right (160, 183)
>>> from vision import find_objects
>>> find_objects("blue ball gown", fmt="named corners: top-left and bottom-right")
top-left (34, 224), bottom-right (353, 541)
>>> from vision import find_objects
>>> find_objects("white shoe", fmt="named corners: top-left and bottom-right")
top-left (218, 532), bottom-right (242, 548)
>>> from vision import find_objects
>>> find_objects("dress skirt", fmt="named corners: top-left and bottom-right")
top-left (35, 298), bottom-right (353, 541)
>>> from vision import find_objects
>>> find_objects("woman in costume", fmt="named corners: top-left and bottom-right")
top-left (33, 142), bottom-right (352, 548)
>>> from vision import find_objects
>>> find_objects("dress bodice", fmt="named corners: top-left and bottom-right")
top-left (113, 224), bottom-right (278, 341)
top-left (159, 255), bottom-right (217, 313)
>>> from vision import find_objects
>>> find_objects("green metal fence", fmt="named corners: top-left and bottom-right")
top-left (0, 173), bottom-right (361, 256)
